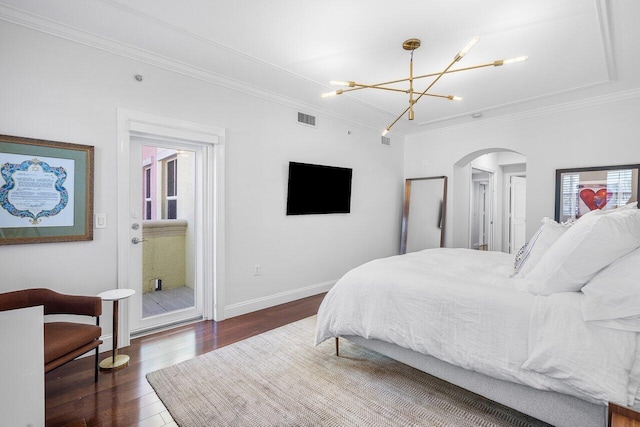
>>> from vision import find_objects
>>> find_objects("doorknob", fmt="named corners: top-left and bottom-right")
top-left (131, 237), bottom-right (145, 244)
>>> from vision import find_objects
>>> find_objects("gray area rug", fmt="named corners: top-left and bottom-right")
top-left (146, 316), bottom-right (550, 426)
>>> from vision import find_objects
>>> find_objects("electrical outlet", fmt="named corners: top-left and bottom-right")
top-left (253, 264), bottom-right (262, 276)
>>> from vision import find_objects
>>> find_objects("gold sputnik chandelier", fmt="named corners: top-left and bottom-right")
top-left (321, 37), bottom-right (527, 135)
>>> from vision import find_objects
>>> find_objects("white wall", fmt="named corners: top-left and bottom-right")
top-left (0, 23), bottom-right (404, 331)
top-left (405, 94), bottom-right (640, 246)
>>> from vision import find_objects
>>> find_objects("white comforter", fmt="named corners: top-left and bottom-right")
top-left (315, 248), bottom-right (640, 405)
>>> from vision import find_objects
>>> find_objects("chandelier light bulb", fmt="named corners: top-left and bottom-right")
top-left (457, 36), bottom-right (479, 59)
top-left (330, 80), bottom-right (352, 87)
top-left (321, 90), bottom-right (339, 98)
top-left (503, 56), bottom-right (529, 65)
top-left (381, 128), bottom-right (389, 136)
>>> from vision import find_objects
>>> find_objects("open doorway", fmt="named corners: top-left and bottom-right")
top-left (452, 150), bottom-right (526, 252)
top-left (139, 144), bottom-right (198, 319)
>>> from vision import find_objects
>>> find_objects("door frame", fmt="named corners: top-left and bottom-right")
top-left (117, 109), bottom-right (226, 346)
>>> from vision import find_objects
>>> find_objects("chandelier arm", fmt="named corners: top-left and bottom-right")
top-left (412, 61), bottom-right (500, 81)
top-left (346, 60), bottom-right (500, 91)
top-left (352, 76), bottom-right (419, 88)
top-left (385, 105), bottom-right (413, 133)
top-left (419, 93), bottom-right (456, 99)
top-left (331, 85), bottom-right (401, 95)
top-left (346, 85), bottom-right (409, 92)
top-left (409, 51), bottom-right (415, 120)
top-left (341, 85), bottom-right (453, 99)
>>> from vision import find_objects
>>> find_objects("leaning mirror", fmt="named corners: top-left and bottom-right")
top-left (400, 176), bottom-right (448, 254)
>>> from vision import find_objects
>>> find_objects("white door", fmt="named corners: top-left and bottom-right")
top-left (470, 168), bottom-right (494, 250)
top-left (128, 138), bottom-right (204, 333)
top-left (478, 183), bottom-right (488, 247)
top-left (118, 110), bottom-right (226, 345)
top-left (509, 176), bottom-right (527, 254)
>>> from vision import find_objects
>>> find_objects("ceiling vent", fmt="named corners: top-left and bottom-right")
top-left (297, 112), bottom-right (317, 127)
top-left (381, 135), bottom-right (391, 146)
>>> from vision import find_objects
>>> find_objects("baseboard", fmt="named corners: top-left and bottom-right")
top-left (91, 281), bottom-right (334, 354)
top-left (223, 280), bottom-right (334, 319)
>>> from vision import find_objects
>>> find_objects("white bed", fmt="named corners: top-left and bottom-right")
top-left (316, 206), bottom-right (640, 427)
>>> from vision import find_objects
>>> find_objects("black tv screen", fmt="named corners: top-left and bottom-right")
top-left (286, 162), bottom-right (352, 215)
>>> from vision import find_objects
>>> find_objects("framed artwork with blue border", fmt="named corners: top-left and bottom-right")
top-left (0, 134), bottom-right (94, 245)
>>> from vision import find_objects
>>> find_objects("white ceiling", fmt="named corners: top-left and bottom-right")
top-left (1, 0), bottom-right (639, 136)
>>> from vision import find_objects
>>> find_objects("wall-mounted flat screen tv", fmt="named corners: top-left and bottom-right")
top-left (286, 162), bottom-right (352, 215)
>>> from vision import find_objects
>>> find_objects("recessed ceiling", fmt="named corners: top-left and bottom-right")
top-left (1, 0), bottom-right (637, 136)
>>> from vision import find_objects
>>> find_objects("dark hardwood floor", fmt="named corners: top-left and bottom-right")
top-left (45, 293), bottom-right (326, 426)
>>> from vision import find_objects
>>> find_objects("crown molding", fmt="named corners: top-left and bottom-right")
top-left (0, 3), bottom-right (389, 136)
top-left (415, 79), bottom-right (613, 128)
top-left (96, 0), bottom-right (406, 135)
top-left (0, 4), bottom-right (297, 108)
top-left (410, 87), bottom-right (640, 138)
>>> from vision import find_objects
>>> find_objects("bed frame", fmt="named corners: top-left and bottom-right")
top-left (339, 336), bottom-right (608, 427)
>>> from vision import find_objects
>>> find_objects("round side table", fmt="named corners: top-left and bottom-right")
top-left (98, 288), bottom-right (135, 371)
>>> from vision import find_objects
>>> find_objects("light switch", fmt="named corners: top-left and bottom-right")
top-left (95, 213), bottom-right (107, 229)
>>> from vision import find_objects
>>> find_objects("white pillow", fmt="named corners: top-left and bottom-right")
top-left (612, 201), bottom-right (637, 211)
top-left (526, 209), bottom-right (640, 295)
top-left (512, 218), bottom-right (570, 278)
top-left (579, 201), bottom-right (638, 221)
top-left (582, 247), bottom-right (640, 331)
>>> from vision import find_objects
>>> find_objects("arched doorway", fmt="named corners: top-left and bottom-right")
top-left (452, 149), bottom-right (526, 253)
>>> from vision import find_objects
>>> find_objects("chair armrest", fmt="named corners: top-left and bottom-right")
top-left (38, 289), bottom-right (102, 317)
top-left (0, 289), bottom-right (31, 312)
top-left (0, 288), bottom-right (102, 317)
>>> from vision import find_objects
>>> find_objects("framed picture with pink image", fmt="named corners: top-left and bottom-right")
top-left (555, 164), bottom-right (640, 223)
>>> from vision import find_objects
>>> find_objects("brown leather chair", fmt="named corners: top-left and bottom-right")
top-left (0, 288), bottom-right (103, 381)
